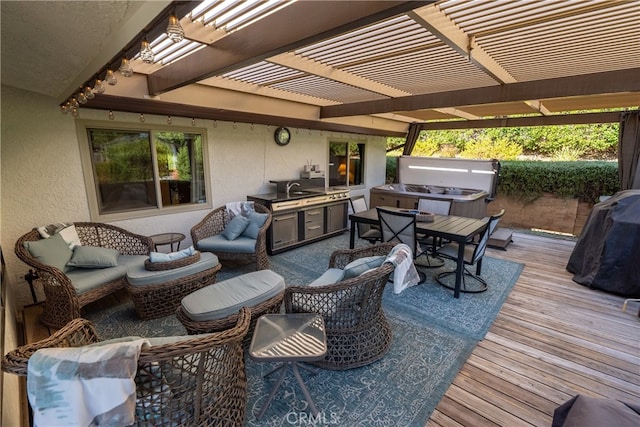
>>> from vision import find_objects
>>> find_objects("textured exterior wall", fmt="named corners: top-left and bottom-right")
top-left (1, 85), bottom-right (387, 309)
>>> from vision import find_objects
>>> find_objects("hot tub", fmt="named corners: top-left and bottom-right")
top-left (370, 156), bottom-right (500, 218)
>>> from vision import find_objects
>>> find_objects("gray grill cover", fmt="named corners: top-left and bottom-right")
top-left (566, 190), bottom-right (640, 297)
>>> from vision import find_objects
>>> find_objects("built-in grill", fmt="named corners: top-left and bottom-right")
top-left (270, 187), bottom-right (349, 212)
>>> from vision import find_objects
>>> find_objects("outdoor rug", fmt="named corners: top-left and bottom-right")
top-left (83, 233), bottom-right (524, 426)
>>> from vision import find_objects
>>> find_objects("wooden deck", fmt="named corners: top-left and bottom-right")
top-left (19, 232), bottom-right (639, 426)
top-left (428, 232), bottom-right (640, 426)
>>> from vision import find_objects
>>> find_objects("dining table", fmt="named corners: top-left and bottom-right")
top-left (349, 207), bottom-right (488, 298)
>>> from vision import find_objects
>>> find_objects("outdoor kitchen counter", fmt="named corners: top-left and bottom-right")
top-left (248, 188), bottom-right (350, 255)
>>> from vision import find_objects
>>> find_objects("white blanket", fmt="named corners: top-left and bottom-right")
top-left (225, 201), bottom-right (255, 218)
top-left (385, 243), bottom-right (421, 294)
top-left (27, 339), bottom-right (149, 427)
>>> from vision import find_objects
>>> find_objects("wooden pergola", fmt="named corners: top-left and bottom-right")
top-left (53, 0), bottom-right (639, 137)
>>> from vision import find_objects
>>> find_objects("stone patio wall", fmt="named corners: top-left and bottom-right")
top-left (487, 193), bottom-right (592, 237)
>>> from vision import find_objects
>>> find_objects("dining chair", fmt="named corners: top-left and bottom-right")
top-left (417, 198), bottom-right (452, 254)
top-left (376, 207), bottom-right (428, 282)
top-left (434, 209), bottom-right (505, 293)
top-left (349, 195), bottom-right (381, 244)
top-left (417, 198), bottom-right (451, 215)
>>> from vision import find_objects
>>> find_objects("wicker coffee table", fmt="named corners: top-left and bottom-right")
top-left (249, 313), bottom-right (327, 419)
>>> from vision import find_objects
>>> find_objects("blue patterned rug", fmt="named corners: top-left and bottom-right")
top-left (84, 233), bottom-right (523, 427)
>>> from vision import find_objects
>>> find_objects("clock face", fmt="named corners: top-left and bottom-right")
top-left (274, 127), bottom-right (291, 146)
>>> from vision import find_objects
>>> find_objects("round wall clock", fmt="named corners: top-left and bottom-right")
top-left (274, 127), bottom-right (291, 146)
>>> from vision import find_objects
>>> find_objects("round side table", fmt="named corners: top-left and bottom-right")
top-left (149, 232), bottom-right (186, 252)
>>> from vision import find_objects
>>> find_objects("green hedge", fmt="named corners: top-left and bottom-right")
top-left (498, 161), bottom-right (619, 204)
top-left (385, 157), bottom-right (620, 204)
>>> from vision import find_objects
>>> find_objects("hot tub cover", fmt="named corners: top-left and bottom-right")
top-left (566, 190), bottom-right (640, 297)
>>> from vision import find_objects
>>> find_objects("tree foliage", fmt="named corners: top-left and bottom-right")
top-left (389, 122), bottom-right (619, 161)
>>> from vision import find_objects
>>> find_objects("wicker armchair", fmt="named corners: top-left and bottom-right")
top-left (15, 222), bottom-right (153, 328)
top-left (284, 242), bottom-right (396, 370)
top-left (191, 203), bottom-right (271, 270)
top-left (2, 309), bottom-right (251, 426)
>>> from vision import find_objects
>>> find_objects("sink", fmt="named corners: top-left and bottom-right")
top-left (290, 191), bottom-right (314, 195)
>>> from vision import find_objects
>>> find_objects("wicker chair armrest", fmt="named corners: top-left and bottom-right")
top-left (138, 307), bottom-right (251, 363)
top-left (74, 222), bottom-right (153, 255)
top-left (253, 203), bottom-right (272, 249)
top-left (190, 206), bottom-right (227, 244)
top-left (285, 264), bottom-right (394, 328)
top-left (2, 318), bottom-right (99, 376)
top-left (328, 242), bottom-right (396, 269)
top-left (14, 229), bottom-right (76, 287)
top-left (284, 264), bottom-right (394, 309)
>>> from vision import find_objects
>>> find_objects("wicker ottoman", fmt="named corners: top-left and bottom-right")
top-left (176, 269), bottom-right (285, 344)
top-left (126, 252), bottom-right (221, 320)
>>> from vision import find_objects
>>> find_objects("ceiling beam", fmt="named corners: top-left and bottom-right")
top-left (267, 53), bottom-right (411, 98)
top-left (416, 111), bottom-right (628, 130)
top-left (83, 95), bottom-right (407, 137)
top-left (148, 1), bottom-right (431, 95)
top-left (409, 6), bottom-right (514, 84)
top-left (320, 68), bottom-right (640, 118)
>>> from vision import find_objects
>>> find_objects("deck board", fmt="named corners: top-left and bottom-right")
top-left (430, 232), bottom-right (640, 426)
top-left (20, 232), bottom-right (640, 426)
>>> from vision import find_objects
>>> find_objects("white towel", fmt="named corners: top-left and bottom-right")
top-left (149, 245), bottom-right (196, 263)
top-left (27, 339), bottom-right (149, 427)
top-left (384, 243), bottom-right (421, 294)
top-left (225, 201), bottom-right (255, 218)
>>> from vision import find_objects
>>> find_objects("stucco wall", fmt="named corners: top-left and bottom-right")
top-left (1, 84), bottom-right (387, 310)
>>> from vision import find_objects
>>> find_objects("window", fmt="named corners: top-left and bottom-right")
top-left (82, 126), bottom-right (208, 219)
top-left (328, 142), bottom-right (365, 187)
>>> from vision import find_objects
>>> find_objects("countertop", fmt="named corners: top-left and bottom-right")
top-left (248, 186), bottom-right (349, 204)
top-left (247, 187), bottom-right (325, 203)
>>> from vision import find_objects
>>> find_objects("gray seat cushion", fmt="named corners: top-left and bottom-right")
top-left (181, 269), bottom-right (285, 321)
top-left (196, 234), bottom-right (256, 253)
top-left (66, 254), bottom-right (148, 294)
top-left (67, 265), bottom-right (129, 294)
top-left (126, 252), bottom-right (219, 287)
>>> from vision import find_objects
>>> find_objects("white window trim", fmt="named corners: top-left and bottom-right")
top-left (76, 120), bottom-right (212, 222)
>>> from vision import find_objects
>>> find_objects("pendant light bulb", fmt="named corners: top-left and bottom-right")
top-left (140, 38), bottom-right (154, 64)
top-left (166, 14), bottom-right (185, 43)
top-left (83, 86), bottom-right (95, 100)
top-left (105, 69), bottom-right (118, 86)
top-left (93, 79), bottom-right (105, 94)
top-left (119, 57), bottom-right (133, 77)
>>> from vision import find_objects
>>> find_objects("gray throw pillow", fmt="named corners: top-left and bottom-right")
top-left (67, 246), bottom-right (120, 268)
top-left (221, 215), bottom-right (249, 240)
top-left (241, 212), bottom-right (269, 239)
top-left (24, 233), bottom-right (73, 272)
top-left (342, 255), bottom-right (386, 279)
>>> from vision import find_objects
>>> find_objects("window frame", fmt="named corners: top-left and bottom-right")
top-left (328, 139), bottom-right (367, 188)
top-left (76, 120), bottom-right (212, 222)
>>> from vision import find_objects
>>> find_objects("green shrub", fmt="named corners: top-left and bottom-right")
top-left (498, 161), bottom-right (620, 204)
top-left (459, 137), bottom-right (522, 160)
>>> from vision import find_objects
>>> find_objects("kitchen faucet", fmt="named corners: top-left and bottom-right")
top-left (286, 180), bottom-right (300, 196)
